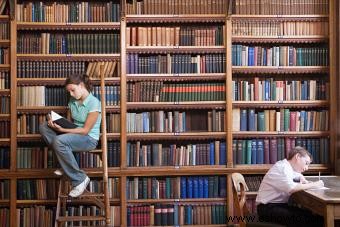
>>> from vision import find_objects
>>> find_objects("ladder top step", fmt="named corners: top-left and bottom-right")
top-left (56, 215), bottom-right (106, 222)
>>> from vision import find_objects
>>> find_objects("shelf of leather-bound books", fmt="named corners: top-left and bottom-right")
top-left (232, 36), bottom-right (328, 44)
top-left (127, 73), bottom-right (225, 81)
top-left (233, 131), bottom-right (330, 138)
top-left (16, 54), bottom-right (120, 61)
top-left (126, 46), bottom-right (225, 54)
top-left (234, 164), bottom-right (331, 174)
top-left (126, 14), bottom-right (226, 23)
top-left (126, 132), bottom-right (226, 141)
top-left (16, 22), bottom-right (120, 30)
top-left (233, 101), bottom-right (329, 108)
top-left (122, 166), bottom-right (232, 176)
top-left (127, 198), bottom-right (226, 204)
top-left (232, 66), bottom-right (329, 74)
top-left (127, 101), bottom-right (226, 110)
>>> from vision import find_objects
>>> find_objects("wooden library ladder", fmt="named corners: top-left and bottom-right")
top-left (55, 65), bottom-right (111, 227)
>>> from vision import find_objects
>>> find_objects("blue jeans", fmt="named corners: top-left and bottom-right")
top-left (39, 122), bottom-right (98, 186)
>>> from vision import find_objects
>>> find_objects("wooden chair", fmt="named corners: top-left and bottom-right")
top-left (231, 173), bottom-right (285, 227)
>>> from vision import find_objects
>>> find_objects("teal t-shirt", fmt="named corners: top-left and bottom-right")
top-left (68, 93), bottom-right (101, 140)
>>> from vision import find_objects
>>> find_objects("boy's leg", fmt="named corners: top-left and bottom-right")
top-left (52, 133), bottom-right (97, 187)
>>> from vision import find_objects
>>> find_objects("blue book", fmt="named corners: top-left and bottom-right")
top-left (219, 142), bottom-right (226, 165)
top-left (248, 109), bottom-right (256, 131)
top-left (240, 109), bottom-right (248, 131)
top-left (257, 139), bottom-right (264, 164)
top-left (198, 177), bottom-right (204, 198)
top-left (248, 47), bottom-right (255, 66)
top-left (209, 142), bottom-right (215, 165)
top-left (193, 177), bottom-right (199, 198)
top-left (186, 205), bottom-right (192, 225)
top-left (174, 204), bottom-right (179, 226)
top-left (180, 177), bottom-right (187, 199)
top-left (251, 139), bottom-right (257, 164)
top-left (203, 177), bottom-right (209, 198)
top-left (187, 177), bottom-right (193, 198)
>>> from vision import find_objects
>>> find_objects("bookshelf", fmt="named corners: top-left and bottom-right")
top-left (0, 0), bottom-right (338, 226)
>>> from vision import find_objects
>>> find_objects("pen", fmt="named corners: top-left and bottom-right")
top-left (319, 171), bottom-right (321, 181)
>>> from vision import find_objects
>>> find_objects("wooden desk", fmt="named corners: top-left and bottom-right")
top-left (291, 176), bottom-right (340, 227)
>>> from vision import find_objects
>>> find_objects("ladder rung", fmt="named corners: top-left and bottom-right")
top-left (59, 192), bottom-right (104, 198)
top-left (57, 215), bottom-right (106, 222)
top-left (89, 149), bottom-right (102, 153)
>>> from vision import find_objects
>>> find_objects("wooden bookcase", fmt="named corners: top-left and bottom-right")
top-left (0, 0), bottom-right (338, 226)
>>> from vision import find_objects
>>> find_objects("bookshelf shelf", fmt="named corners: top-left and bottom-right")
top-left (0, 138), bottom-right (10, 143)
top-left (16, 106), bottom-right (68, 113)
top-left (127, 73), bottom-right (226, 81)
top-left (127, 101), bottom-right (226, 110)
top-left (16, 200), bottom-right (58, 205)
top-left (16, 54), bottom-right (120, 61)
top-left (126, 132), bottom-right (226, 141)
top-left (127, 198), bottom-right (226, 204)
top-left (233, 131), bottom-right (330, 138)
top-left (235, 164), bottom-right (331, 174)
top-left (232, 36), bottom-right (328, 44)
top-left (17, 22), bottom-right (120, 30)
top-left (233, 100), bottom-right (329, 108)
top-left (0, 89), bottom-right (10, 94)
top-left (232, 66), bottom-right (329, 74)
top-left (0, 64), bottom-right (10, 69)
top-left (122, 166), bottom-right (232, 176)
top-left (126, 14), bottom-right (226, 23)
top-left (126, 46), bottom-right (225, 54)
top-left (231, 15), bottom-right (329, 20)
top-left (0, 39), bottom-right (10, 46)
top-left (0, 200), bottom-right (9, 205)
top-left (0, 114), bottom-right (10, 119)
top-left (106, 133), bottom-right (121, 140)
top-left (0, 15), bottom-right (9, 20)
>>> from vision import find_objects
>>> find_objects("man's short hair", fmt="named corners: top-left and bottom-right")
top-left (287, 146), bottom-right (313, 162)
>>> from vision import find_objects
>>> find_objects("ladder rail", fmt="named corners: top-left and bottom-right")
top-left (99, 64), bottom-right (111, 224)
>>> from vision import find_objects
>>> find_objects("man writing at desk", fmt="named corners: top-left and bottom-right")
top-left (256, 146), bottom-right (324, 227)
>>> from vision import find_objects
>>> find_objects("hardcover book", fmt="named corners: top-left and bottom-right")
top-left (48, 111), bottom-right (77, 129)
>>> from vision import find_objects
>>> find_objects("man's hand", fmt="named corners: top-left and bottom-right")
top-left (309, 180), bottom-right (324, 189)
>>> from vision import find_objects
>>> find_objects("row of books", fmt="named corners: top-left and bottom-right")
top-left (126, 26), bottom-right (224, 46)
top-left (16, 146), bottom-right (58, 169)
top-left (0, 180), bottom-right (9, 199)
top-left (127, 203), bottom-right (226, 226)
top-left (244, 175), bottom-right (263, 191)
top-left (0, 0), bottom-right (8, 15)
top-left (126, 0), bottom-right (227, 15)
top-left (16, 1), bottom-right (120, 22)
top-left (93, 85), bottom-right (120, 106)
top-left (0, 96), bottom-right (9, 114)
top-left (233, 108), bottom-right (329, 132)
top-left (0, 208), bottom-right (9, 227)
top-left (16, 205), bottom-right (120, 227)
top-left (127, 82), bottom-right (226, 102)
top-left (0, 121), bottom-right (9, 138)
top-left (126, 176), bottom-right (226, 200)
top-left (0, 71), bottom-right (10, 89)
top-left (126, 141), bottom-right (226, 167)
top-left (17, 114), bottom-right (45, 134)
top-left (126, 110), bottom-right (225, 133)
top-left (17, 86), bottom-right (68, 106)
top-left (127, 54), bottom-right (226, 74)
top-left (0, 22), bottom-right (9, 39)
top-left (233, 137), bottom-right (329, 165)
top-left (232, 78), bottom-right (329, 101)
top-left (232, 20), bottom-right (329, 36)
top-left (17, 179), bottom-right (59, 200)
top-left (17, 60), bottom-right (121, 78)
top-left (17, 33), bottom-right (120, 54)
top-left (232, 45), bottom-right (329, 66)
top-left (0, 48), bottom-right (9, 64)
top-left (232, 0), bottom-right (328, 15)
top-left (106, 113), bottom-right (120, 133)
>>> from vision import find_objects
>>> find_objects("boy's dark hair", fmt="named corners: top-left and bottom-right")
top-left (287, 146), bottom-right (313, 162)
top-left (65, 74), bottom-right (92, 92)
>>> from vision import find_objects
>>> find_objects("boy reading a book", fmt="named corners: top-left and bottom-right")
top-left (39, 74), bottom-right (101, 197)
top-left (256, 146), bottom-right (324, 227)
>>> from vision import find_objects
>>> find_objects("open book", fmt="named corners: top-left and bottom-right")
top-left (48, 111), bottom-right (77, 129)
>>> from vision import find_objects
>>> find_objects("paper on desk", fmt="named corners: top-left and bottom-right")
top-left (308, 186), bottom-right (330, 190)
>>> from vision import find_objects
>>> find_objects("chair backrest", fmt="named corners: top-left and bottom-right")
top-left (231, 173), bottom-right (250, 227)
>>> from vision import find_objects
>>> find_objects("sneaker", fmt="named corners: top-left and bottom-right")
top-left (69, 176), bottom-right (90, 198)
top-left (54, 169), bottom-right (63, 176)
